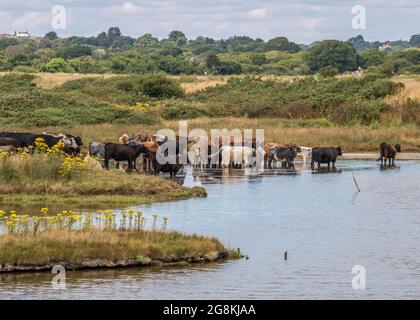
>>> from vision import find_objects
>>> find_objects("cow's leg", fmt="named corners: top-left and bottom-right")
top-left (311, 160), bottom-right (315, 170)
top-left (116, 161), bottom-right (120, 170)
top-left (327, 162), bottom-right (330, 170)
top-left (104, 158), bottom-right (109, 170)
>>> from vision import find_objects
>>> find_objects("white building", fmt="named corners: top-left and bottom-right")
top-left (13, 31), bottom-right (30, 38)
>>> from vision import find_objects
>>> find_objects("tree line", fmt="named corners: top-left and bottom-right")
top-left (0, 28), bottom-right (419, 76)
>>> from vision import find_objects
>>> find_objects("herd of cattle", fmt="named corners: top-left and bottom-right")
top-left (0, 131), bottom-right (402, 176)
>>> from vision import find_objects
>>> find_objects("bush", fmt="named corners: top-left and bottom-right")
top-left (160, 100), bottom-right (208, 120)
top-left (42, 58), bottom-right (75, 73)
top-left (140, 74), bottom-right (185, 99)
top-left (319, 66), bottom-right (338, 78)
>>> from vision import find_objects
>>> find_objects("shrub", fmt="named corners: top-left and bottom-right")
top-left (42, 58), bottom-right (75, 73)
top-left (319, 66), bottom-right (338, 78)
top-left (140, 74), bottom-right (185, 99)
top-left (160, 100), bottom-right (208, 120)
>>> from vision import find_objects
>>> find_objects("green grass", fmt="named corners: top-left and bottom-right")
top-left (0, 229), bottom-right (240, 271)
top-left (0, 154), bottom-right (206, 208)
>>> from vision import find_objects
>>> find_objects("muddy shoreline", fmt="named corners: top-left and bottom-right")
top-left (340, 152), bottom-right (420, 160)
top-left (0, 251), bottom-right (231, 273)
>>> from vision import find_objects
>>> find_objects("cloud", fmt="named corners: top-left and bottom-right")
top-left (0, 1), bottom-right (419, 43)
top-left (248, 8), bottom-right (267, 18)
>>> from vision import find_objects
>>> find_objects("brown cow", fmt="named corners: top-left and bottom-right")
top-left (378, 143), bottom-right (401, 166)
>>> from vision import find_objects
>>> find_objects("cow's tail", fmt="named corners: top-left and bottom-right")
top-left (208, 147), bottom-right (223, 158)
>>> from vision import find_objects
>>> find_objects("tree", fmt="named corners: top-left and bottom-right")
top-left (304, 40), bottom-right (358, 73)
top-left (215, 61), bottom-right (242, 75)
top-left (55, 46), bottom-right (92, 59)
top-left (168, 31), bottom-right (187, 46)
top-left (206, 53), bottom-right (221, 70)
top-left (135, 33), bottom-right (159, 48)
top-left (44, 31), bottom-right (58, 40)
top-left (359, 49), bottom-right (386, 67)
top-left (264, 37), bottom-right (301, 53)
top-left (347, 35), bottom-right (371, 52)
top-left (96, 32), bottom-right (108, 47)
top-left (107, 27), bottom-right (121, 48)
top-left (409, 34), bottom-right (420, 47)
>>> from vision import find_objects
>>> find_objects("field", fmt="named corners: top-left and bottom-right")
top-left (1, 72), bottom-right (419, 152)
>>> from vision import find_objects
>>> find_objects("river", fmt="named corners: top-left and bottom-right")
top-left (1, 160), bottom-right (420, 299)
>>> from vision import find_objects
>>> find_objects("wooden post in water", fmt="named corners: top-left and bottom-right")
top-left (284, 251), bottom-right (288, 261)
top-left (352, 172), bottom-right (361, 192)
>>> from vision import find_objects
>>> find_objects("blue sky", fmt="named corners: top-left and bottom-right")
top-left (0, 0), bottom-right (418, 43)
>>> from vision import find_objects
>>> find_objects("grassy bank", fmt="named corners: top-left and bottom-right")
top-left (0, 229), bottom-right (238, 272)
top-left (0, 208), bottom-right (239, 272)
top-left (0, 153), bottom-right (206, 208)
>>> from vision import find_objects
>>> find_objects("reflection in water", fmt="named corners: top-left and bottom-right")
top-left (1, 160), bottom-right (420, 299)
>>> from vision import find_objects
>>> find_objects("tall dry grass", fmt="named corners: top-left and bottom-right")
top-left (8, 118), bottom-right (419, 152)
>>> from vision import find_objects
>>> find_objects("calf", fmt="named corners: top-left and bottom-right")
top-left (104, 143), bottom-right (149, 171)
top-left (377, 143), bottom-right (401, 166)
top-left (311, 147), bottom-right (342, 170)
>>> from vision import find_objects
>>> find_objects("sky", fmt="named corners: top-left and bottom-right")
top-left (0, 0), bottom-right (419, 44)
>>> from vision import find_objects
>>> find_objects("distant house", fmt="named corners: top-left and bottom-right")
top-left (379, 43), bottom-right (392, 51)
top-left (13, 31), bottom-right (30, 38)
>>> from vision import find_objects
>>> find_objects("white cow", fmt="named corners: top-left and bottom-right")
top-left (298, 146), bottom-right (312, 166)
top-left (188, 136), bottom-right (210, 171)
top-left (221, 146), bottom-right (254, 168)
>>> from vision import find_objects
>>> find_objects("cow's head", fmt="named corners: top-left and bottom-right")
top-left (57, 133), bottom-right (73, 147)
top-left (395, 144), bottom-right (402, 153)
top-left (152, 134), bottom-right (168, 145)
top-left (336, 147), bottom-right (343, 156)
top-left (119, 134), bottom-right (129, 144)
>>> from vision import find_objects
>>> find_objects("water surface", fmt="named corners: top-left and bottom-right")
top-left (1, 160), bottom-right (420, 299)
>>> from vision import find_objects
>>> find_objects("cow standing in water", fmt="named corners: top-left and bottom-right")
top-left (377, 143), bottom-right (401, 166)
top-left (311, 147), bottom-right (342, 170)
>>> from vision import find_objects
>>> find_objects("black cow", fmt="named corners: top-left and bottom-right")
top-left (267, 147), bottom-right (297, 169)
top-left (311, 147), bottom-right (342, 170)
top-left (104, 143), bottom-right (149, 171)
top-left (0, 132), bottom-right (36, 148)
top-left (0, 132), bottom-right (75, 150)
top-left (0, 137), bottom-right (22, 148)
top-left (152, 137), bottom-right (186, 177)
